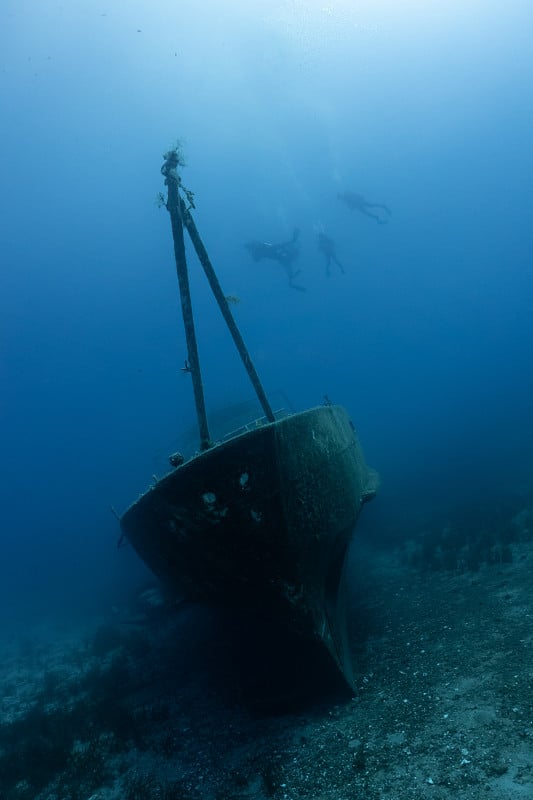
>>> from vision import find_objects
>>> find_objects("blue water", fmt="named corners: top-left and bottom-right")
top-left (1, 1), bottom-right (532, 629)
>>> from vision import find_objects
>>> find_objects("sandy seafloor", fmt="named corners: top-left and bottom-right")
top-left (1, 503), bottom-right (532, 800)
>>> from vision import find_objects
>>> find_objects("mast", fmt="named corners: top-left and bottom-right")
top-left (162, 150), bottom-right (211, 450)
top-left (161, 148), bottom-right (275, 451)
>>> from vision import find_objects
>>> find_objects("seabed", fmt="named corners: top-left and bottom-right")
top-left (1, 501), bottom-right (533, 800)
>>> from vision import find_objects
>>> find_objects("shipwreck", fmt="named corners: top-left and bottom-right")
top-left (119, 148), bottom-right (378, 692)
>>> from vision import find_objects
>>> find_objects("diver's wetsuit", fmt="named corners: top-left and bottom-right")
top-left (317, 233), bottom-right (345, 276)
top-left (245, 228), bottom-right (305, 291)
top-left (338, 191), bottom-right (391, 224)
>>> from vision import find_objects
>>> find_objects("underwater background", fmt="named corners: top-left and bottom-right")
top-left (1, 0), bottom-right (533, 632)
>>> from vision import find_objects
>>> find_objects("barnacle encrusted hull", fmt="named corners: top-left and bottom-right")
top-left (120, 405), bottom-right (378, 687)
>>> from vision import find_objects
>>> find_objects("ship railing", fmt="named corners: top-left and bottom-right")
top-left (221, 408), bottom-right (289, 442)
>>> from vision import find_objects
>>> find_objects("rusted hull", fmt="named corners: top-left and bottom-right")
top-left (120, 405), bottom-right (377, 687)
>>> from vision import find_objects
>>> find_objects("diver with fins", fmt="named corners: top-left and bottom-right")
top-left (244, 228), bottom-right (306, 291)
top-left (338, 191), bottom-right (391, 224)
top-left (317, 232), bottom-right (345, 276)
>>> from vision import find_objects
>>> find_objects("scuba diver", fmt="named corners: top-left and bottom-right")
top-left (338, 191), bottom-right (391, 224)
top-left (317, 232), bottom-right (345, 276)
top-left (244, 228), bottom-right (306, 291)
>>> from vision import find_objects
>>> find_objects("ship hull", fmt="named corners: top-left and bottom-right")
top-left (120, 405), bottom-right (377, 687)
